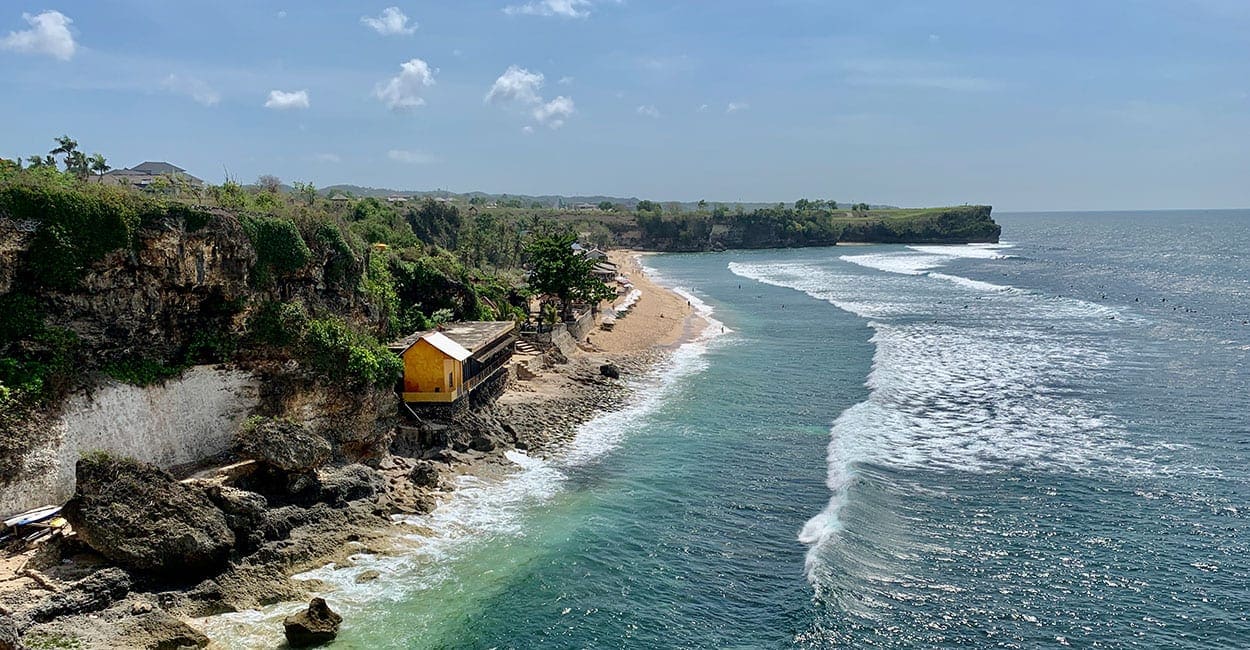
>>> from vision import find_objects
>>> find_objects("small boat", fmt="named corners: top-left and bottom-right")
top-left (2, 505), bottom-right (61, 530)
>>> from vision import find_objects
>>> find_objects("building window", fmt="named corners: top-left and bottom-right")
top-left (449, 372), bottom-right (454, 388)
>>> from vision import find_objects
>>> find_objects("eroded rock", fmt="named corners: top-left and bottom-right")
top-left (283, 597), bottom-right (342, 647)
top-left (62, 455), bottom-right (234, 577)
top-left (236, 418), bottom-right (331, 473)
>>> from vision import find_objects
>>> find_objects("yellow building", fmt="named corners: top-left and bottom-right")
top-left (389, 322), bottom-right (516, 404)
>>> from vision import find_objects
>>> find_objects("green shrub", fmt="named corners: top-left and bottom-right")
top-left (0, 292), bottom-right (44, 345)
top-left (103, 356), bottom-right (185, 386)
top-left (246, 300), bottom-right (309, 348)
top-left (183, 329), bottom-right (237, 364)
top-left (302, 317), bottom-right (401, 388)
top-left (240, 214), bottom-right (312, 285)
top-left (314, 222), bottom-right (358, 285)
top-left (0, 183), bottom-right (141, 289)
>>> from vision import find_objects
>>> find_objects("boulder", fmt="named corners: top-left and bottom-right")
top-left (204, 485), bottom-right (269, 553)
top-left (236, 417), bottom-right (331, 473)
top-left (317, 464), bottom-right (384, 506)
top-left (408, 460), bottom-right (441, 488)
top-left (283, 598), bottom-right (342, 647)
top-left (28, 567), bottom-right (132, 623)
top-left (62, 455), bottom-right (234, 577)
top-left (599, 363), bottom-right (620, 379)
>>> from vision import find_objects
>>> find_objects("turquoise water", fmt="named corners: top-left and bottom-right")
top-left (206, 211), bottom-right (1249, 648)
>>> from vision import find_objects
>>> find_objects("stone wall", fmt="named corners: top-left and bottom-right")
top-left (0, 366), bottom-right (259, 516)
top-left (565, 309), bottom-right (597, 341)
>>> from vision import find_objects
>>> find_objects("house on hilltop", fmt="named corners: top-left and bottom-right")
top-left (389, 321), bottom-right (516, 405)
top-left (102, 161), bottom-right (204, 190)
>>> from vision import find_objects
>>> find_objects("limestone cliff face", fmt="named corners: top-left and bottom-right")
top-left (13, 211), bottom-right (364, 363)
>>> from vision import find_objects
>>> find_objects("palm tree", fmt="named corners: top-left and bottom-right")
top-left (89, 153), bottom-right (110, 182)
top-left (66, 150), bottom-right (89, 180)
top-left (49, 135), bottom-right (78, 167)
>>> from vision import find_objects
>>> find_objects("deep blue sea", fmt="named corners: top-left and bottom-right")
top-left (205, 210), bottom-right (1250, 648)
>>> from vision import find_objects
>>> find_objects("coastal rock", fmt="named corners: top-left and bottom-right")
top-left (317, 464), bottom-right (385, 506)
top-left (62, 455), bottom-right (234, 577)
top-left (0, 618), bottom-right (22, 650)
top-left (205, 485), bottom-right (269, 553)
top-left (236, 417), bottom-right (331, 473)
top-left (27, 567), bottom-right (132, 623)
top-left (283, 597), bottom-right (342, 647)
top-left (117, 604), bottom-right (210, 649)
top-left (408, 460), bottom-right (441, 488)
top-left (599, 363), bottom-right (620, 379)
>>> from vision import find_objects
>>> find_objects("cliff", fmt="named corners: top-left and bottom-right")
top-left (617, 205), bottom-right (1000, 251)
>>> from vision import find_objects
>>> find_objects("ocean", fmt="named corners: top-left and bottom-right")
top-left (204, 210), bottom-right (1249, 648)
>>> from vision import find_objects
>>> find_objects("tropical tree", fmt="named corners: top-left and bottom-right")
top-left (49, 135), bottom-right (77, 164)
top-left (88, 153), bottom-right (110, 182)
top-left (524, 230), bottom-right (615, 322)
top-left (292, 181), bottom-right (317, 205)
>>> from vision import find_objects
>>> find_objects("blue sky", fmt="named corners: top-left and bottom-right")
top-left (2, 1), bottom-right (1248, 210)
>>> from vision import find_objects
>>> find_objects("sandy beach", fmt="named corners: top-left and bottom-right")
top-left (589, 250), bottom-right (706, 353)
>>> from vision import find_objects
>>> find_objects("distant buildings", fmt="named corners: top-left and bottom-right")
top-left (101, 161), bottom-right (204, 190)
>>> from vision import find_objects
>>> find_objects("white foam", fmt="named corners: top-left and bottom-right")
top-left (727, 256), bottom-right (1153, 584)
top-left (198, 265), bottom-right (727, 647)
top-left (840, 252), bottom-right (948, 275)
top-left (907, 243), bottom-right (1017, 259)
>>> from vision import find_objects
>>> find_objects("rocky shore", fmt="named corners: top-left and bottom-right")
top-left (0, 253), bottom-right (701, 649)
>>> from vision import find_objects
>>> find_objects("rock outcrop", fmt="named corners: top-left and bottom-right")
top-left (0, 618), bottom-right (25, 650)
top-left (61, 455), bottom-right (234, 577)
top-left (26, 567), bottom-right (132, 623)
top-left (283, 597), bottom-right (342, 647)
top-left (236, 417), bottom-right (331, 473)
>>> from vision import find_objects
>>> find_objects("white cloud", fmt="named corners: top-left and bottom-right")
top-left (277, 10), bottom-right (287, 19)
top-left (486, 65), bottom-right (545, 105)
top-left (311, 153), bottom-right (341, 163)
top-left (375, 58), bottom-right (436, 110)
top-left (487, 65), bottom-right (574, 130)
top-left (697, 103), bottom-right (709, 112)
top-left (388, 149), bottom-right (436, 164)
top-left (558, 75), bottom-right (574, 85)
top-left (361, 7), bottom-right (416, 35)
top-left (522, 125), bottom-right (535, 134)
top-left (636, 104), bottom-right (660, 118)
top-left (163, 74), bottom-right (220, 106)
top-left (264, 89), bottom-right (310, 110)
top-left (1, 10), bottom-right (76, 61)
top-left (533, 96), bottom-right (575, 129)
top-left (726, 101), bottom-right (749, 113)
top-left (504, 0), bottom-right (592, 18)
top-left (929, 34), bottom-right (940, 42)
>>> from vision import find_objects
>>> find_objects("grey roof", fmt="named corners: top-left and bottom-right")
top-left (389, 321), bottom-right (515, 357)
top-left (131, 161), bottom-right (186, 175)
top-left (329, 193), bottom-right (350, 200)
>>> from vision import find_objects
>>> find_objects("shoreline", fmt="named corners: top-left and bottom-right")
top-left (1, 250), bottom-right (710, 648)
top-left (195, 250), bottom-right (712, 645)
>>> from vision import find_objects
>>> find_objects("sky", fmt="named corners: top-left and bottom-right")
top-left (2, 1), bottom-right (1249, 211)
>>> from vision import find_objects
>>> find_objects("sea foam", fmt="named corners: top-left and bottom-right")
top-left (729, 245), bottom-right (1150, 584)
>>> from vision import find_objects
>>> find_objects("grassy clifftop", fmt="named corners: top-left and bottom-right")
top-left (617, 204), bottom-right (1000, 251)
top-left (833, 205), bottom-right (1000, 244)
